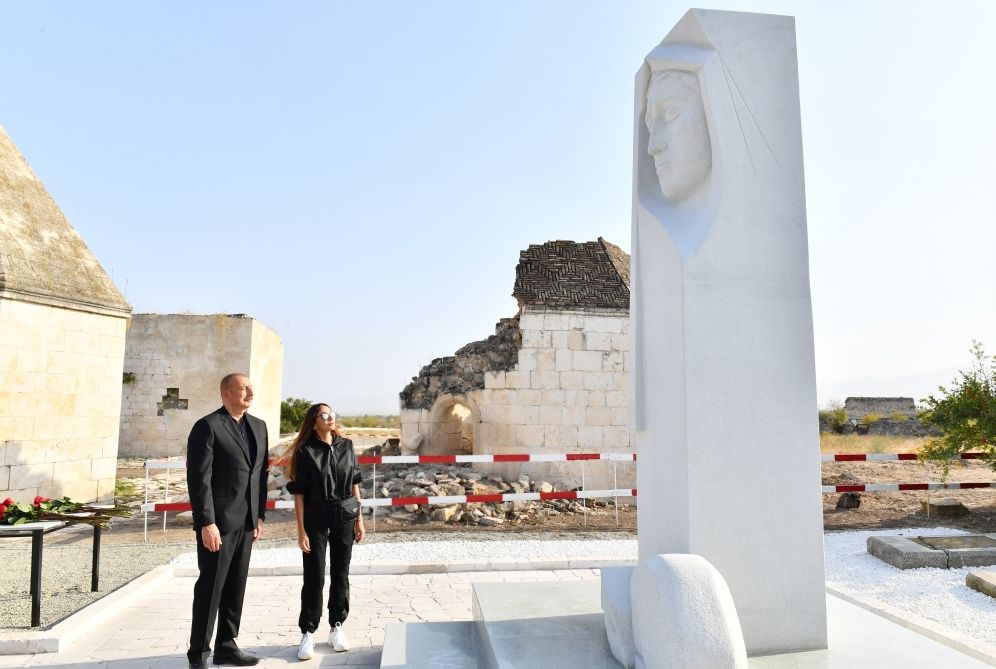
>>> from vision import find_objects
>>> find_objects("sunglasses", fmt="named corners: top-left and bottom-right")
top-left (319, 412), bottom-right (336, 421)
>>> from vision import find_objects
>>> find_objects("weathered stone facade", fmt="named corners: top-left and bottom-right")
top-left (844, 397), bottom-right (916, 421)
top-left (0, 125), bottom-right (131, 503)
top-left (119, 314), bottom-right (283, 457)
top-left (400, 238), bottom-right (633, 489)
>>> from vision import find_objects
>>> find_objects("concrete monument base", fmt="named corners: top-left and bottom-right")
top-left (379, 580), bottom-right (992, 668)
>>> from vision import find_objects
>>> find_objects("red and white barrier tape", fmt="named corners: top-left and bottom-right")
top-left (144, 452), bottom-right (637, 470)
top-left (821, 452), bottom-right (985, 462)
top-left (140, 488), bottom-right (638, 513)
top-left (822, 482), bottom-right (995, 493)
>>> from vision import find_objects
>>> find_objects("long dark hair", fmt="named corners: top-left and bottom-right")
top-left (285, 403), bottom-right (342, 480)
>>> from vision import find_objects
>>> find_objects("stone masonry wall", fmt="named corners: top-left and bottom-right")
top-left (0, 297), bottom-right (128, 502)
top-left (120, 314), bottom-right (282, 457)
top-left (402, 306), bottom-right (633, 490)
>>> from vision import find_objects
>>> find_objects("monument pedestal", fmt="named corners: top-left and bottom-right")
top-left (380, 581), bottom-right (993, 668)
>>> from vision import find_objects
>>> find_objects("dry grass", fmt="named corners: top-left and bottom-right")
top-left (819, 433), bottom-right (929, 455)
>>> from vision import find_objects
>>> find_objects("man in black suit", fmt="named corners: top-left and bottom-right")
top-left (186, 373), bottom-right (269, 669)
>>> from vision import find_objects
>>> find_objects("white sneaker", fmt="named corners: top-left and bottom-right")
top-left (329, 622), bottom-right (350, 652)
top-left (297, 631), bottom-right (315, 660)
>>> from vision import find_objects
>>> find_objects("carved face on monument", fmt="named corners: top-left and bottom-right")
top-left (645, 70), bottom-right (711, 202)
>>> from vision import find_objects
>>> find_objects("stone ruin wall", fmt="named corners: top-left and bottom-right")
top-left (401, 307), bottom-right (633, 490)
top-left (119, 314), bottom-right (283, 457)
top-left (0, 298), bottom-right (128, 502)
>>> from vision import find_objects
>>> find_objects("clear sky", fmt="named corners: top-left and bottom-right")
top-left (2, 1), bottom-right (994, 414)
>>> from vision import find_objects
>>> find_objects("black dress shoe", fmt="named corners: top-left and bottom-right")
top-left (188, 660), bottom-right (207, 669)
top-left (213, 648), bottom-right (260, 666)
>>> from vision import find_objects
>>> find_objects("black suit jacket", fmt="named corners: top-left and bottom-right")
top-left (186, 407), bottom-right (269, 533)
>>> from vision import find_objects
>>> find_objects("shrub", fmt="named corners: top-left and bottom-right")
top-left (859, 413), bottom-right (881, 426)
top-left (889, 412), bottom-right (910, 421)
top-left (819, 407), bottom-right (848, 433)
top-left (918, 341), bottom-right (996, 477)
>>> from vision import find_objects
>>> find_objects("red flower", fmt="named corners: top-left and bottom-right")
top-left (33, 495), bottom-right (48, 507)
top-left (0, 505), bottom-right (6, 519)
top-left (2, 498), bottom-right (12, 507)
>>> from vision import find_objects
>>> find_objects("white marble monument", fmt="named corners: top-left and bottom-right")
top-left (630, 9), bottom-right (828, 656)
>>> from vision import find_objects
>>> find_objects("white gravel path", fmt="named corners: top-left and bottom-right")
top-left (825, 527), bottom-right (996, 653)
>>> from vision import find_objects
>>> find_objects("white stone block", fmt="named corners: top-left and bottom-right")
top-left (588, 391), bottom-right (607, 407)
top-left (583, 372), bottom-right (612, 391)
top-left (536, 350), bottom-right (556, 372)
top-left (555, 349), bottom-right (573, 372)
top-left (516, 425), bottom-right (545, 448)
top-left (505, 371), bottom-right (531, 389)
top-left (541, 389), bottom-right (566, 407)
top-left (631, 554), bottom-right (747, 669)
top-left (568, 330), bottom-right (585, 350)
top-left (560, 371), bottom-right (584, 389)
top-left (558, 425), bottom-right (579, 448)
top-left (602, 566), bottom-right (636, 669)
top-left (540, 405), bottom-right (562, 425)
top-left (484, 371), bottom-right (506, 389)
top-left (606, 391), bottom-right (628, 408)
top-left (604, 426), bottom-right (630, 449)
top-left (561, 406), bottom-right (586, 426)
top-left (586, 407), bottom-right (611, 426)
top-left (551, 331), bottom-right (569, 349)
top-left (611, 408), bottom-right (630, 426)
top-left (587, 332), bottom-right (613, 351)
top-left (518, 389), bottom-right (541, 406)
top-left (521, 330), bottom-right (551, 348)
top-left (586, 316), bottom-right (624, 334)
top-left (9, 463), bottom-right (54, 489)
top-left (578, 426), bottom-right (603, 448)
top-left (564, 389), bottom-right (588, 407)
top-left (603, 351), bottom-right (625, 372)
top-left (569, 315), bottom-right (586, 330)
top-left (519, 312), bottom-right (544, 331)
top-left (573, 350), bottom-right (602, 372)
top-left (611, 334), bottom-right (629, 352)
top-left (531, 371), bottom-right (560, 390)
top-left (517, 349), bottom-right (538, 371)
top-left (544, 313), bottom-right (568, 331)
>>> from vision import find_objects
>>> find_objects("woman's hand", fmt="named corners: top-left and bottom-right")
top-left (354, 519), bottom-right (366, 544)
top-left (298, 533), bottom-right (311, 553)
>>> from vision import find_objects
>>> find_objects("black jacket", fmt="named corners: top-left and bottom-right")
top-left (287, 435), bottom-right (362, 505)
top-left (186, 407), bottom-right (269, 533)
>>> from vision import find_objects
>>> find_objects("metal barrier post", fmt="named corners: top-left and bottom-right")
top-left (163, 464), bottom-right (170, 532)
top-left (372, 463), bottom-right (377, 533)
top-left (613, 461), bottom-right (619, 528)
top-left (144, 464), bottom-right (150, 542)
top-left (581, 459), bottom-right (587, 527)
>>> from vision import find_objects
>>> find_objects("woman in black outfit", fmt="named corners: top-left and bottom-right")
top-left (285, 403), bottom-right (365, 661)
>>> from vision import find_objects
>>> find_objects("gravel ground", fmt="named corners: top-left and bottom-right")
top-left (825, 527), bottom-right (996, 653)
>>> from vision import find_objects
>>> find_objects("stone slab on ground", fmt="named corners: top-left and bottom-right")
top-left (472, 580), bottom-right (619, 669)
top-left (966, 572), bottom-right (996, 599)
top-left (380, 621), bottom-right (478, 669)
top-left (385, 579), bottom-right (994, 668)
top-left (869, 534), bottom-right (996, 569)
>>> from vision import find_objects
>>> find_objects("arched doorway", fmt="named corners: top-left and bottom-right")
top-left (426, 394), bottom-right (481, 456)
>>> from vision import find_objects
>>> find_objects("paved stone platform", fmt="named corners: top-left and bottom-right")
top-left (868, 533), bottom-right (996, 569)
top-left (0, 568), bottom-right (599, 668)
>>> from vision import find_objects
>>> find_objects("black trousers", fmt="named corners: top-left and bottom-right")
top-left (299, 510), bottom-right (354, 633)
top-left (188, 526), bottom-right (253, 661)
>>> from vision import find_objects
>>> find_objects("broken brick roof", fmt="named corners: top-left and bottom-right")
top-left (512, 237), bottom-right (630, 310)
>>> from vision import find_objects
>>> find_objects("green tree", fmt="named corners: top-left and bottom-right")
top-left (918, 341), bottom-right (996, 475)
top-left (280, 397), bottom-right (313, 434)
top-left (818, 399), bottom-right (848, 434)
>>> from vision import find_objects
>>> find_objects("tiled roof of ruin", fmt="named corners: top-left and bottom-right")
top-left (0, 125), bottom-right (130, 314)
top-left (512, 237), bottom-right (630, 310)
